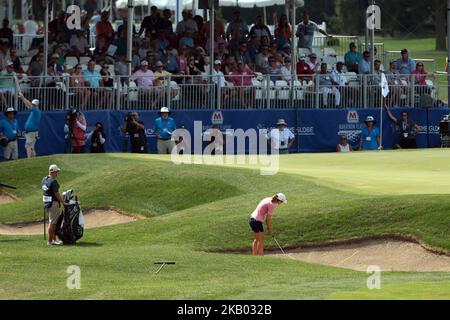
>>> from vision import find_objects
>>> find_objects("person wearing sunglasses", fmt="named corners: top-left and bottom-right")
top-left (412, 62), bottom-right (435, 97)
top-left (384, 105), bottom-right (420, 149)
top-left (336, 135), bottom-right (352, 152)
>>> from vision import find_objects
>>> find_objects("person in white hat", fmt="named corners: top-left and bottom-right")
top-left (267, 119), bottom-right (295, 154)
top-left (0, 106), bottom-right (19, 160)
top-left (153, 107), bottom-right (177, 154)
top-left (249, 193), bottom-right (287, 256)
top-left (360, 116), bottom-right (380, 151)
top-left (18, 92), bottom-right (42, 158)
top-left (42, 164), bottom-right (67, 245)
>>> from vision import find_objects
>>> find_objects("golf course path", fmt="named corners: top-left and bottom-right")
top-left (0, 209), bottom-right (144, 235)
top-left (0, 191), bottom-right (16, 204)
top-left (269, 239), bottom-right (450, 272)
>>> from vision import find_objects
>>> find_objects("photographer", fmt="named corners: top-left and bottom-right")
top-left (0, 107), bottom-right (20, 160)
top-left (86, 122), bottom-right (106, 153)
top-left (384, 105), bottom-right (419, 149)
top-left (64, 108), bottom-right (87, 153)
top-left (123, 112), bottom-right (147, 153)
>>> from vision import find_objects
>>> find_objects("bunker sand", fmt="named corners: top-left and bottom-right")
top-left (269, 239), bottom-right (450, 272)
top-left (0, 208), bottom-right (144, 236)
top-left (0, 191), bottom-right (17, 204)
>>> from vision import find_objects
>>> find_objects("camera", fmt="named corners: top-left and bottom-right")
top-left (125, 112), bottom-right (136, 124)
top-left (439, 114), bottom-right (450, 148)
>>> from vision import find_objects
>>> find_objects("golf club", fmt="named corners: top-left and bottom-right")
top-left (154, 261), bottom-right (176, 274)
top-left (273, 237), bottom-right (295, 260)
top-left (0, 183), bottom-right (17, 189)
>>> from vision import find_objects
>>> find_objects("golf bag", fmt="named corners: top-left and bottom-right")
top-left (56, 189), bottom-right (84, 244)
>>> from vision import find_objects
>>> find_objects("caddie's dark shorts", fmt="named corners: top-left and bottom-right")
top-left (249, 218), bottom-right (264, 233)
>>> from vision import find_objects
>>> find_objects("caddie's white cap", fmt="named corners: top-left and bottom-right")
top-left (276, 193), bottom-right (287, 204)
top-left (214, 60), bottom-right (222, 65)
top-left (32, 99), bottom-right (39, 106)
top-left (159, 107), bottom-right (170, 113)
top-left (49, 164), bottom-right (61, 172)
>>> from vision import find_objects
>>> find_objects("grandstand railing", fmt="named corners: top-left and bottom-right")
top-left (12, 34), bottom-right (45, 54)
top-left (0, 73), bottom-right (447, 112)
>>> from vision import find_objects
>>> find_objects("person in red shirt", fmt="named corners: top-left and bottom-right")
top-left (96, 11), bottom-right (114, 47)
top-left (296, 55), bottom-right (313, 82)
top-left (67, 110), bottom-right (87, 153)
top-left (228, 61), bottom-right (256, 108)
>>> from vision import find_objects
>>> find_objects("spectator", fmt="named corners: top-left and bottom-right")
top-left (186, 55), bottom-right (203, 84)
top-left (99, 65), bottom-right (114, 108)
top-left (296, 11), bottom-right (331, 51)
top-left (267, 119), bottom-right (295, 154)
top-left (165, 48), bottom-right (178, 73)
top-left (93, 35), bottom-right (113, 65)
top-left (369, 59), bottom-right (383, 85)
top-left (69, 29), bottom-right (91, 58)
top-left (114, 54), bottom-right (128, 77)
top-left (70, 64), bottom-right (91, 108)
top-left (154, 61), bottom-right (171, 86)
top-left (280, 57), bottom-right (293, 82)
top-left (234, 41), bottom-right (252, 68)
top-left (360, 116), bottom-right (380, 151)
top-left (96, 11), bottom-right (115, 47)
top-left (131, 60), bottom-right (155, 88)
top-left (0, 62), bottom-right (17, 105)
top-left (124, 112), bottom-right (147, 153)
top-left (7, 49), bottom-right (22, 74)
top-left (49, 12), bottom-right (67, 38)
top-left (0, 40), bottom-right (10, 69)
top-left (358, 51), bottom-right (371, 74)
top-left (226, 9), bottom-right (249, 43)
top-left (280, 43), bottom-right (292, 59)
top-left (384, 106), bottom-right (419, 149)
top-left (228, 60), bottom-right (256, 108)
top-left (83, 59), bottom-right (102, 88)
top-left (153, 107), bottom-right (176, 154)
top-left (179, 30), bottom-right (195, 49)
top-left (176, 10), bottom-right (198, 36)
top-left (28, 52), bottom-right (44, 79)
top-left (396, 49), bottom-right (416, 75)
top-left (18, 92), bottom-right (41, 158)
top-left (67, 109), bottom-right (87, 153)
top-left (331, 62), bottom-right (348, 86)
top-left (202, 10), bottom-right (225, 41)
top-left (90, 10), bottom-right (101, 35)
top-left (0, 107), bottom-right (19, 160)
top-left (193, 46), bottom-right (207, 71)
top-left (296, 55), bottom-right (313, 82)
top-left (160, 9), bottom-right (174, 35)
top-left (344, 42), bottom-right (362, 73)
top-left (274, 14), bottom-right (291, 50)
top-left (249, 16), bottom-right (272, 47)
top-left (336, 135), bottom-right (352, 152)
top-left (223, 55), bottom-right (237, 75)
top-left (0, 19), bottom-right (14, 47)
top-left (215, 41), bottom-right (228, 64)
top-left (255, 45), bottom-right (270, 74)
top-left (319, 62), bottom-right (340, 108)
top-left (86, 122), bottom-right (106, 153)
top-left (49, 53), bottom-right (64, 74)
top-left (212, 59), bottom-right (226, 88)
top-left (412, 62), bottom-right (434, 96)
top-left (307, 53), bottom-right (320, 73)
top-left (139, 6), bottom-right (161, 38)
top-left (177, 46), bottom-right (189, 75)
top-left (384, 60), bottom-right (404, 107)
top-left (268, 57), bottom-right (282, 82)
top-left (23, 15), bottom-right (39, 51)
top-left (246, 34), bottom-right (260, 65)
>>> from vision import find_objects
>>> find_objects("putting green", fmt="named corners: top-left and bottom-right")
top-left (1, 149), bottom-right (450, 299)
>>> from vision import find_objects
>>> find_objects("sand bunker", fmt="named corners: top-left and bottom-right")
top-left (0, 208), bottom-right (143, 236)
top-left (268, 239), bottom-right (450, 272)
top-left (0, 191), bottom-right (16, 204)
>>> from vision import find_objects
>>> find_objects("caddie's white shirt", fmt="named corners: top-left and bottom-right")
top-left (24, 20), bottom-right (38, 35)
top-left (268, 128), bottom-right (295, 150)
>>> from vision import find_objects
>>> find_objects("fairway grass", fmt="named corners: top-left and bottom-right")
top-left (1, 150), bottom-right (450, 299)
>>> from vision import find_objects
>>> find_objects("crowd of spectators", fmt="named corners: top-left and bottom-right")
top-left (0, 8), bottom-right (438, 110)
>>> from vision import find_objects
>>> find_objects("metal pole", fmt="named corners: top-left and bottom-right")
top-left (44, 1), bottom-right (49, 76)
top-left (210, 1), bottom-right (215, 108)
top-left (127, 0), bottom-right (134, 76)
top-left (7, 0), bottom-right (13, 23)
top-left (263, 6), bottom-right (267, 25)
top-left (290, 1), bottom-right (296, 81)
top-left (370, 0), bottom-right (375, 74)
top-left (447, 0), bottom-right (450, 105)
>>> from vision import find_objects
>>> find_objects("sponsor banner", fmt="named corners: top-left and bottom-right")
top-left (1, 108), bottom-right (449, 158)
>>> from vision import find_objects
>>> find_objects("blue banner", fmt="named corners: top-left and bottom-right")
top-left (1, 108), bottom-right (449, 159)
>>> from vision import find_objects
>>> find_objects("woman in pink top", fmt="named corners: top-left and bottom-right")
top-left (412, 62), bottom-right (434, 96)
top-left (249, 193), bottom-right (287, 256)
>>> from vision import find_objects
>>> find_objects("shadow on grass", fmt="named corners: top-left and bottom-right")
top-left (73, 242), bottom-right (103, 247)
top-left (0, 238), bottom-right (33, 243)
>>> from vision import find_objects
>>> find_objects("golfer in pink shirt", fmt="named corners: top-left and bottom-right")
top-left (249, 193), bottom-right (287, 256)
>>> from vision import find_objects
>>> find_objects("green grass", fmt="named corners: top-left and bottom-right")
top-left (1, 150), bottom-right (450, 299)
